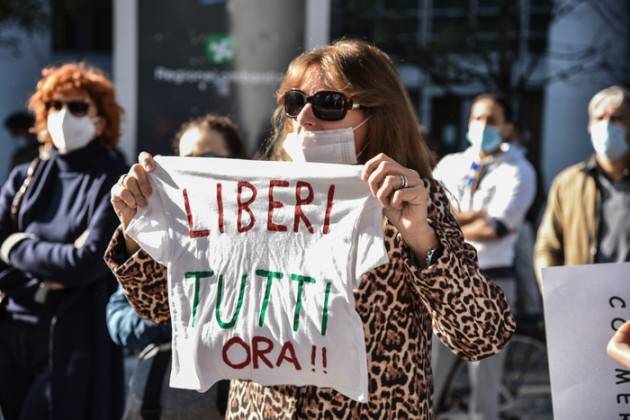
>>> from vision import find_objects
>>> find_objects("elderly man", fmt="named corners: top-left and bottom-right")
top-left (433, 93), bottom-right (536, 420)
top-left (534, 85), bottom-right (630, 290)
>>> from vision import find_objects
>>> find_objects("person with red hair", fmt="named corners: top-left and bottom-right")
top-left (0, 63), bottom-right (126, 420)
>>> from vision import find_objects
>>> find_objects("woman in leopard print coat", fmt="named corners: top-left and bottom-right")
top-left (106, 39), bottom-right (515, 419)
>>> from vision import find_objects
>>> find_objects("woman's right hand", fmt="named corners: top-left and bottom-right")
top-left (111, 152), bottom-right (156, 230)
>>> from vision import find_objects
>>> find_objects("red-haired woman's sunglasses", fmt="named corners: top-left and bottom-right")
top-left (282, 89), bottom-right (363, 121)
top-left (45, 100), bottom-right (91, 117)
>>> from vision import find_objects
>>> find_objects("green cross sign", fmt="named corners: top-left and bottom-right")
top-left (205, 33), bottom-right (235, 65)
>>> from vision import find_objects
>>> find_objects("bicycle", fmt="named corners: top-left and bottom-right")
top-left (435, 315), bottom-right (552, 420)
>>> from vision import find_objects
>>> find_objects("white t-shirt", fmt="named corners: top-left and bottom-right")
top-left (125, 156), bottom-right (389, 402)
top-left (433, 143), bottom-right (536, 269)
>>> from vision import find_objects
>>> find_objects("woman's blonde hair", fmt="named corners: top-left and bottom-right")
top-left (28, 62), bottom-right (123, 148)
top-left (266, 39), bottom-right (434, 178)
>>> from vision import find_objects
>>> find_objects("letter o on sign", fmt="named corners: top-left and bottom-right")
top-left (222, 337), bottom-right (251, 369)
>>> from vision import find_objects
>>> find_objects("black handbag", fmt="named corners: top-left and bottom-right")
top-left (124, 343), bottom-right (172, 420)
top-left (10, 158), bottom-right (41, 231)
top-left (0, 158), bottom-right (41, 309)
top-left (123, 342), bottom-right (225, 420)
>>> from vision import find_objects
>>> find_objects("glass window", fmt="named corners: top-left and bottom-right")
top-left (52, 0), bottom-right (112, 52)
top-left (433, 0), bottom-right (468, 10)
top-left (331, 0), bottom-right (419, 60)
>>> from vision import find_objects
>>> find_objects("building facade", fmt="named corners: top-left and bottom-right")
top-left (1, 0), bottom-right (628, 194)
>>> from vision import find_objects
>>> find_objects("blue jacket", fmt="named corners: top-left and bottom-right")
top-left (107, 286), bottom-right (171, 354)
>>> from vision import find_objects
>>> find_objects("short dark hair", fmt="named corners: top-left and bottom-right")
top-left (173, 114), bottom-right (247, 159)
top-left (4, 111), bottom-right (35, 132)
top-left (471, 93), bottom-right (513, 123)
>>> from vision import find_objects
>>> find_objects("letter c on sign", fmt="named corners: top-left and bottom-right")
top-left (610, 296), bottom-right (626, 308)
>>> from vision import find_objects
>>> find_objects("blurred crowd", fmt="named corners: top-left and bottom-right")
top-left (0, 42), bottom-right (629, 420)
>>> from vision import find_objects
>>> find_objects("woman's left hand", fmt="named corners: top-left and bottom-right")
top-left (608, 320), bottom-right (630, 369)
top-left (362, 153), bottom-right (438, 258)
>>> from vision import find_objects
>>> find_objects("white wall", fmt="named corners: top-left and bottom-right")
top-left (305, 0), bottom-right (330, 50)
top-left (113, 0), bottom-right (137, 163)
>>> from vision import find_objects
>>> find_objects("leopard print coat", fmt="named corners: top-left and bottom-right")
top-left (104, 179), bottom-right (515, 419)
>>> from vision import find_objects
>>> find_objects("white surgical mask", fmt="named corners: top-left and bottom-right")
top-left (283, 118), bottom-right (370, 164)
top-left (467, 121), bottom-right (503, 153)
top-left (47, 108), bottom-right (96, 154)
top-left (590, 121), bottom-right (629, 160)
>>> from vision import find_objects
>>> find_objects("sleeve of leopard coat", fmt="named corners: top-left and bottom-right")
top-left (401, 179), bottom-right (516, 361)
top-left (104, 225), bottom-right (171, 324)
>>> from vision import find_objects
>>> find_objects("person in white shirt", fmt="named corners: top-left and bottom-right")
top-left (433, 93), bottom-right (536, 420)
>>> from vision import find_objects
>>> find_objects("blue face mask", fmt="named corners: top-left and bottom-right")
top-left (467, 122), bottom-right (502, 153)
top-left (590, 121), bottom-right (629, 160)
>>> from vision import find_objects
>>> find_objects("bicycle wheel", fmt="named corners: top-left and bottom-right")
top-left (499, 333), bottom-right (552, 419)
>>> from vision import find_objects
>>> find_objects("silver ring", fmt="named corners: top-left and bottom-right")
top-left (118, 174), bottom-right (128, 187)
top-left (400, 175), bottom-right (409, 189)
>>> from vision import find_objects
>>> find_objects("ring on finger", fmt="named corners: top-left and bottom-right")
top-left (118, 174), bottom-right (128, 187)
top-left (399, 175), bottom-right (409, 190)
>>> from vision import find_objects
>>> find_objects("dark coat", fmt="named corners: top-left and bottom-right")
top-left (0, 142), bottom-right (126, 420)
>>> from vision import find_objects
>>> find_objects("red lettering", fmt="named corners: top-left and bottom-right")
top-left (216, 183), bottom-right (225, 233)
top-left (267, 180), bottom-right (289, 232)
top-left (222, 337), bottom-right (251, 369)
top-left (322, 185), bottom-right (335, 234)
top-left (252, 336), bottom-right (274, 369)
top-left (276, 341), bottom-right (302, 370)
top-left (237, 181), bottom-right (257, 233)
top-left (293, 181), bottom-right (314, 234)
top-left (182, 189), bottom-right (209, 238)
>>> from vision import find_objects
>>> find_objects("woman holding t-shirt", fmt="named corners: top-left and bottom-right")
top-left (106, 39), bottom-right (515, 418)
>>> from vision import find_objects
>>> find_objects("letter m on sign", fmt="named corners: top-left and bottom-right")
top-left (616, 369), bottom-right (630, 385)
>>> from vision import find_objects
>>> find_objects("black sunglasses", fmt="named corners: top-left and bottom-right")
top-left (282, 89), bottom-right (364, 121)
top-left (45, 100), bottom-right (91, 117)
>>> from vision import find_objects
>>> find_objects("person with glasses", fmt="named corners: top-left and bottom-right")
top-left (0, 63), bottom-right (126, 420)
top-left (105, 39), bottom-right (515, 418)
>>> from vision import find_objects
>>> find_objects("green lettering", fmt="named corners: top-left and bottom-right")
top-left (185, 271), bottom-right (214, 327)
top-left (215, 274), bottom-right (248, 329)
top-left (290, 273), bottom-right (316, 332)
top-left (255, 269), bottom-right (284, 327)
top-left (321, 281), bottom-right (332, 336)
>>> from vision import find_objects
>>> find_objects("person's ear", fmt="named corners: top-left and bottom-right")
top-left (501, 122), bottom-right (514, 140)
top-left (94, 116), bottom-right (106, 137)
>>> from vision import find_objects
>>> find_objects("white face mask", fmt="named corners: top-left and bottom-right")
top-left (467, 121), bottom-right (503, 153)
top-left (282, 118), bottom-right (370, 164)
top-left (590, 121), bottom-right (629, 160)
top-left (47, 108), bottom-right (96, 154)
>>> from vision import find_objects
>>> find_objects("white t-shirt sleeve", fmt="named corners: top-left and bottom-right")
top-left (352, 199), bottom-right (388, 284)
top-left (124, 165), bottom-right (173, 265)
top-left (485, 161), bottom-right (536, 230)
top-left (432, 155), bottom-right (463, 210)
top-left (432, 157), bottom-right (448, 182)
